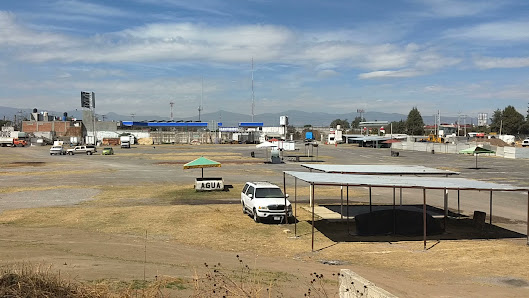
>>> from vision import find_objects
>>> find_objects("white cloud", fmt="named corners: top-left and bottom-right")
top-left (444, 21), bottom-right (529, 42)
top-left (0, 12), bottom-right (72, 46)
top-left (1, 9), bottom-right (461, 81)
top-left (412, 0), bottom-right (505, 18)
top-left (474, 56), bottom-right (529, 69)
top-left (358, 69), bottom-right (424, 79)
top-left (317, 69), bottom-right (339, 78)
top-left (51, 0), bottom-right (131, 18)
top-left (132, 0), bottom-right (230, 16)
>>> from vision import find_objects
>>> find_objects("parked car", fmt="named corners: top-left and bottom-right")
top-left (241, 181), bottom-right (292, 223)
top-left (102, 147), bottom-right (114, 155)
top-left (522, 139), bottom-right (529, 147)
top-left (66, 145), bottom-right (97, 155)
top-left (49, 145), bottom-right (65, 155)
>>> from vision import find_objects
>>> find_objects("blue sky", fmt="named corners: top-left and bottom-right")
top-left (2, 0), bottom-right (529, 120)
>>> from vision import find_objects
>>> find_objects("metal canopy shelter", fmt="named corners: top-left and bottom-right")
top-left (282, 171), bottom-right (529, 251)
top-left (300, 164), bottom-right (459, 217)
top-left (300, 164), bottom-right (459, 176)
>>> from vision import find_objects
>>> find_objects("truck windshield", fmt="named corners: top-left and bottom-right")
top-left (255, 188), bottom-right (284, 198)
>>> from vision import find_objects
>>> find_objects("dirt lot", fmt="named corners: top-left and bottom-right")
top-left (1, 144), bottom-right (529, 297)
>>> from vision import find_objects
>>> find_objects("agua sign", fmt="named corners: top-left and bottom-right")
top-left (195, 178), bottom-right (224, 191)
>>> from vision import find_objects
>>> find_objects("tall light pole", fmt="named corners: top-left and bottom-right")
top-left (169, 102), bottom-right (174, 121)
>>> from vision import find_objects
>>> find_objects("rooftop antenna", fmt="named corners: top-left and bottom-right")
top-left (198, 77), bottom-right (203, 121)
top-left (251, 58), bottom-right (255, 122)
top-left (169, 102), bottom-right (174, 121)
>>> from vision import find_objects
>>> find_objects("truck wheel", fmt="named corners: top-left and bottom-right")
top-left (253, 209), bottom-right (260, 223)
top-left (87, 151), bottom-right (90, 155)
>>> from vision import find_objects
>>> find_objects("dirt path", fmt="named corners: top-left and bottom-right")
top-left (1, 226), bottom-right (528, 297)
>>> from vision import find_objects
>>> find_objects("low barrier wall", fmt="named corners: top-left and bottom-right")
top-left (392, 142), bottom-right (529, 159)
top-left (339, 269), bottom-right (396, 298)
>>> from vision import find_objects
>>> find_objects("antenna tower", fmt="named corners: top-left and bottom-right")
top-left (251, 58), bottom-right (255, 122)
top-left (198, 77), bottom-right (203, 121)
top-left (169, 102), bottom-right (174, 121)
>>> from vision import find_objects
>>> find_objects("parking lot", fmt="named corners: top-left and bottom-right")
top-left (1, 143), bottom-right (529, 297)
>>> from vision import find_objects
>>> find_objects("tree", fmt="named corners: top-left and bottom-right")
top-left (330, 119), bottom-right (350, 129)
top-left (405, 107), bottom-right (425, 135)
top-left (502, 105), bottom-right (524, 135)
top-left (389, 120), bottom-right (406, 134)
top-left (286, 125), bottom-right (301, 139)
top-left (351, 116), bottom-right (366, 129)
top-left (489, 109), bottom-right (502, 133)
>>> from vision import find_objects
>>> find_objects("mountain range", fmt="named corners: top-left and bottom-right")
top-left (0, 106), bottom-right (478, 127)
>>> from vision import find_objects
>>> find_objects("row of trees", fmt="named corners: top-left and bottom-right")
top-left (329, 105), bottom-right (529, 136)
top-left (329, 107), bottom-right (425, 135)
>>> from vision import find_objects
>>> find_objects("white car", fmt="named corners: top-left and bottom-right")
top-left (49, 145), bottom-right (65, 155)
top-left (522, 139), bottom-right (529, 147)
top-left (241, 182), bottom-right (292, 223)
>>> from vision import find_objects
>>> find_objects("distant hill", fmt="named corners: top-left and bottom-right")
top-left (0, 106), bottom-right (478, 127)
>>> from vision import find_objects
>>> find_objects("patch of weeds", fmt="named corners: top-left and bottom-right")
top-left (163, 278), bottom-right (187, 290)
top-left (130, 279), bottom-right (149, 289)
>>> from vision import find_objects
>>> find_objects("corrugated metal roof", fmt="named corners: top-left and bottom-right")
top-left (284, 171), bottom-right (529, 191)
top-left (300, 164), bottom-right (459, 175)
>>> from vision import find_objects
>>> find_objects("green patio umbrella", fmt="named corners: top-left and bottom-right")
top-left (459, 146), bottom-right (496, 169)
top-left (183, 156), bottom-right (221, 178)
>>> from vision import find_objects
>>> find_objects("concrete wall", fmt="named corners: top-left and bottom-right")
top-left (392, 141), bottom-right (529, 159)
top-left (339, 269), bottom-right (396, 298)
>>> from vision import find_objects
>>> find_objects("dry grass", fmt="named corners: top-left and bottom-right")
top-left (117, 150), bottom-right (254, 162)
top-left (1, 180), bottom-right (528, 286)
top-left (3, 197), bottom-right (529, 284)
top-left (0, 185), bottom-right (91, 194)
top-left (0, 263), bottom-right (191, 297)
top-left (0, 169), bottom-right (115, 177)
top-left (0, 264), bottom-right (99, 297)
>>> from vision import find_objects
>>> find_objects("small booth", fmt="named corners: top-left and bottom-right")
top-left (183, 156), bottom-right (224, 191)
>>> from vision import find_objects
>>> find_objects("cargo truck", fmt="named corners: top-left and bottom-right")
top-left (120, 135), bottom-right (134, 148)
top-left (0, 137), bottom-right (27, 147)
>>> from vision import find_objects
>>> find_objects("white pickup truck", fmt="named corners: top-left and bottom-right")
top-left (66, 145), bottom-right (97, 155)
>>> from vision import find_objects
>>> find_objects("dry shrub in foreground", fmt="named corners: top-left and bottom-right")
top-left (0, 264), bottom-right (180, 298)
top-left (0, 264), bottom-right (99, 297)
top-left (192, 255), bottom-right (337, 297)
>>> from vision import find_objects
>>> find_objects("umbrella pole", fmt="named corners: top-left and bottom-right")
top-left (475, 154), bottom-right (478, 169)
top-left (201, 168), bottom-right (204, 178)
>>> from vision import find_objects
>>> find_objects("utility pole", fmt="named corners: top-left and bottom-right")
top-left (131, 113), bottom-right (135, 121)
top-left (169, 102), bottom-right (174, 121)
top-left (457, 113), bottom-right (461, 136)
top-left (461, 114), bottom-right (467, 136)
top-left (437, 110), bottom-right (441, 137)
